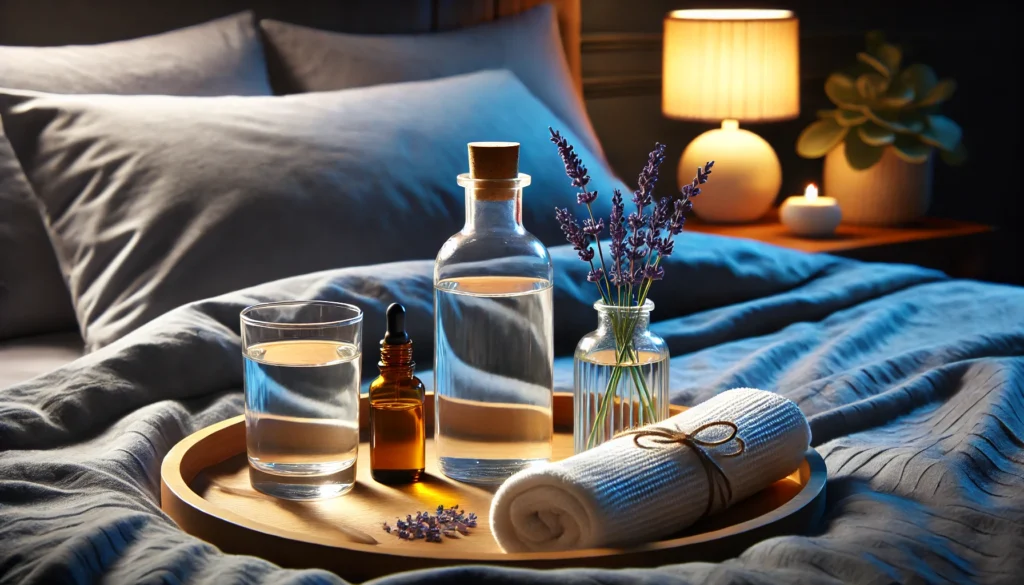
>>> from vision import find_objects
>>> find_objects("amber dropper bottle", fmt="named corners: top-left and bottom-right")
top-left (370, 303), bottom-right (426, 484)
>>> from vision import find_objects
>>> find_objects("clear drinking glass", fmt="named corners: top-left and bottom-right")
top-left (241, 301), bottom-right (363, 500)
top-left (434, 170), bottom-right (555, 484)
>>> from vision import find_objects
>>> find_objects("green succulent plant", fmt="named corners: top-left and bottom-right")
top-left (796, 31), bottom-right (966, 170)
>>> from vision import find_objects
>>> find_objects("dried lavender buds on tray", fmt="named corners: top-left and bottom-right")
top-left (382, 505), bottom-right (479, 543)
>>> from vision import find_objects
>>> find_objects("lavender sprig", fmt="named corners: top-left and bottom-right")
top-left (608, 189), bottom-right (627, 293)
top-left (632, 143), bottom-right (667, 208)
top-left (556, 207), bottom-right (605, 286)
top-left (549, 128), bottom-right (597, 203)
top-left (552, 131), bottom-right (712, 304)
top-left (555, 208), bottom-right (594, 262)
top-left (550, 128), bottom-right (714, 450)
top-left (671, 161), bottom-right (713, 234)
top-left (551, 127), bottom-right (612, 301)
top-left (625, 143), bottom-right (667, 289)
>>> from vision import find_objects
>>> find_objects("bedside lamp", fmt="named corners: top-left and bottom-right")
top-left (663, 9), bottom-right (799, 223)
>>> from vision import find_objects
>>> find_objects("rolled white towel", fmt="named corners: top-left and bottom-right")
top-left (489, 388), bottom-right (811, 553)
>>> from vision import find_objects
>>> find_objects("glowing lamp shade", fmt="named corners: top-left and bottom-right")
top-left (663, 9), bottom-right (800, 223)
top-left (663, 9), bottom-right (799, 122)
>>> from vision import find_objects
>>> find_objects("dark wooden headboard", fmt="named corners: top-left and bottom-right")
top-left (0, 0), bottom-right (582, 89)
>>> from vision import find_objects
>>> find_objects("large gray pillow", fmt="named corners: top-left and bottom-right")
top-left (260, 4), bottom-right (604, 161)
top-left (0, 12), bottom-right (271, 340)
top-left (0, 70), bottom-right (625, 351)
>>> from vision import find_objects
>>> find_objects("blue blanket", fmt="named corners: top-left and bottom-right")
top-left (2, 233), bottom-right (1022, 584)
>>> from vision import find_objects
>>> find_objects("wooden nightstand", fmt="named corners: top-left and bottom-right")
top-left (685, 210), bottom-right (996, 279)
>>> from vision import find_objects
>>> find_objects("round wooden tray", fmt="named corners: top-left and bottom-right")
top-left (162, 393), bottom-right (825, 581)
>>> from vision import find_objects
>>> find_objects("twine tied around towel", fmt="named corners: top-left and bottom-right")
top-left (618, 420), bottom-right (746, 517)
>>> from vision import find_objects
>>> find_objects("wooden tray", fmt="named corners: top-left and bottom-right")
top-left (162, 394), bottom-right (826, 581)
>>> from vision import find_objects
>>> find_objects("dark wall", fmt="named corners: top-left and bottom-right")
top-left (580, 0), bottom-right (1022, 284)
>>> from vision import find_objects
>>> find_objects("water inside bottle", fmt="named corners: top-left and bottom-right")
top-left (434, 276), bottom-right (553, 484)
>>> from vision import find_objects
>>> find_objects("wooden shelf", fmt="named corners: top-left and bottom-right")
top-left (685, 210), bottom-right (994, 254)
top-left (684, 210), bottom-right (996, 279)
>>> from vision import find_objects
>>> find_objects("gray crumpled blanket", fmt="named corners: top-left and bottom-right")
top-left (2, 233), bottom-right (1023, 584)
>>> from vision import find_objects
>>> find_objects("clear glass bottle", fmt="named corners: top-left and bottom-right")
top-left (574, 300), bottom-right (670, 453)
top-left (434, 142), bottom-right (554, 484)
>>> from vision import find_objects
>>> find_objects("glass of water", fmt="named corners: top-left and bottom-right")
top-left (241, 301), bottom-right (363, 500)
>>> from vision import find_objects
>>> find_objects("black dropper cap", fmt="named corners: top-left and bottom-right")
top-left (383, 303), bottom-right (410, 345)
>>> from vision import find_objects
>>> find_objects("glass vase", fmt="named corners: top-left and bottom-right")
top-left (573, 300), bottom-right (670, 453)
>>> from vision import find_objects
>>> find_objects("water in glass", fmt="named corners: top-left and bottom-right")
top-left (241, 302), bottom-right (362, 500)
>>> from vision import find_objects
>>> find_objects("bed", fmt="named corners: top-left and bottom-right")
top-left (0, 333), bottom-right (84, 388)
top-left (2, 2), bottom-right (1023, 584)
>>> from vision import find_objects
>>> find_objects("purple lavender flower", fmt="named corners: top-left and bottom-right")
top-left (632, 143), bottom-right (667, 207)
top-left (698, 160), bottom-right (714, 183)
top-left (607, 142), bottom-right (668, 292)
top-left (644, 231), bottom-right (661, 249)
top-left (608, 189), bottom-right (627, 281)
top-left (656, 238), bottom-right (675, 257)
top-left (582, 217), bottom-right (604, 236)
top-left (644, 265), bottom-right (665, 281)
top-left (627, 232), bottom-right (647, 258)
top-left (629, 266), bottom-right (646, 286)
top-left (671, 161), bottom-right (713, 234)
top-left (679, 161), bottom-right (714, 199)
top-left (555, 208), bottom-right (593, 261)
top-left (651, 197), bottom-right (672, 227)
top-left (549, 127), bottom-right (590, 190)
top-left (551, 126), bottom-right (712, 306)
top-left (384, 505), bottom-right (478, 543)
top-left (669, 201), bottom-right (689, 235)
top-left (627, 212), bottom-right (647, 231)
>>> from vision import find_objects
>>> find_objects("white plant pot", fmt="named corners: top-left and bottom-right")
top-left (823, 142), bottom-right (934, 226)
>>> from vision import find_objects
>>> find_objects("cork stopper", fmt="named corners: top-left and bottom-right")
top-left (467, 142), bottom-right (520, 201)
top-left (468, 142), bottom-right (519, 179)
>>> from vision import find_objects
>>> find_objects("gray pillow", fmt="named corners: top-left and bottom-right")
top-left (0, 70), bottom-right (626, 351)
top-left (0, 12), bottom-right (271, 340)
top-left (260, 4), bottom-right (604, 161)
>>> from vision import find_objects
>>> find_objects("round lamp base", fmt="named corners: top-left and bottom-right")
top-left (680, 120), bottom-right (782, 224)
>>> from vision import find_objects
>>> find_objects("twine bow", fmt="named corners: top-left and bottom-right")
top-left (618, 420), bottom-right (746, 517)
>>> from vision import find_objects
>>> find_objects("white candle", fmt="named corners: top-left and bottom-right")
top-left (780, 184), bottom-right (842, 237)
